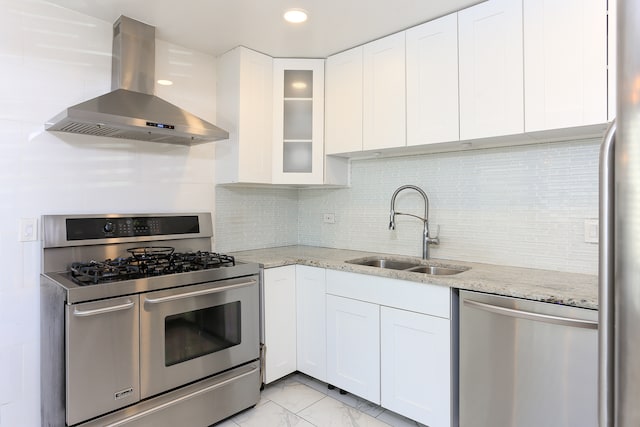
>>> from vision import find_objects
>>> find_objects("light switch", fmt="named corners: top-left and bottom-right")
top-left (19, 218), bottom-right (37, 242)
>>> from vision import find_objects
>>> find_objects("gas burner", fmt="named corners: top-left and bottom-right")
top-left (175, 251), bottom-right (236, 269)
top-left (69, 248), bottom-right (236, 285)
top-left (70, 259), bottom-right (142, 285)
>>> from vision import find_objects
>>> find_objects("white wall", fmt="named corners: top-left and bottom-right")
top-left (297, 138), bottom-right (600, 274)
top-left (0, 1), bottom-right (218, 425)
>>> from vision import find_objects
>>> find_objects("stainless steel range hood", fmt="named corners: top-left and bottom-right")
top-left (45, 16), bottom-right (228, 145)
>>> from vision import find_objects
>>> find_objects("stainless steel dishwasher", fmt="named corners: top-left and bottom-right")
top-left (459, 290), bottom-right (598, 427)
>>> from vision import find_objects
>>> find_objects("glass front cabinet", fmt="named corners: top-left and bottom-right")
top-left (273, 59), bottom-right (325, 185)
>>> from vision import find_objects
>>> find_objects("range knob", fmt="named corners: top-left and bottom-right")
top-left (103, 222), bottom-right (115, 233)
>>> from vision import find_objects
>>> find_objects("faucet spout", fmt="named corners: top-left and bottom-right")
top-left (389, 185), bottom-right (439, 259)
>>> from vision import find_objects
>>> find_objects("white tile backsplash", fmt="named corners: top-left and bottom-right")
top-left (298, 139), bottom-right (600, 274)
top-left (215, 186), bottom-right (299, 252)
top-left (215, 139), bottom-right (600, 275)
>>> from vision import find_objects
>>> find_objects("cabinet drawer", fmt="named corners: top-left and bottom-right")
top-left (325, 270), bottom-right (450, 318)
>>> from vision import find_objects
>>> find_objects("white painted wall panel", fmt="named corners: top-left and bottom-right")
top-left (0, 2), bottom-right (218, 425)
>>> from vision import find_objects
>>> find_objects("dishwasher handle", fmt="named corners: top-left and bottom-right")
top-left (463, 299), bottom-right (598, 330)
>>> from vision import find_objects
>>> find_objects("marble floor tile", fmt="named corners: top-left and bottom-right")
top-left (232, 401), bottom-right (314, 427)
top-left (375, 410), bottom-right (427, 427)
top-left (291, 373), bottom-right (385, 418)
top-left (213, 373), bottom-right (426, 427)
top-left (261, 378), bottom-right (327, 413)
top-left (293, 373), bottom-right (333, 395)
top-left (213, 418), bottom-right (239, 427)
top-left (298, 396), bottom-right (391, 427)
top-left (325, 387), bottom-right (386, 418)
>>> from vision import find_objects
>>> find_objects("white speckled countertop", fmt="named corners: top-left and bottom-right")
top-left (230, 245), bottom-right (598, 310)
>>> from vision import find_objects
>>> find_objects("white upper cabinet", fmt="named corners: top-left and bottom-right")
top-left (325, 46), bottom-right (363, 155)
top-left (363, 32), bottom-right (406, 150)
top-left (216, 47), bottom-right (273, 184)
top-left (458, 0), bottom-right (524, 140)
top-left (272, 58), bottom-right (325, 185)
top-left (406, 13), bottom-right (460, 146)
top-left (524, 0), bottom-right (607, 132)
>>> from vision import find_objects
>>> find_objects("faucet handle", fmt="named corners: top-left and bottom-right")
top-left (428, 225), bottom-right (440, 245)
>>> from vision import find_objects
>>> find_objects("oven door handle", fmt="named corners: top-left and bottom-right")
top-left (144, 279), bottom-right (257, 305)
top-left (73, 300), bottom-right (135, 317)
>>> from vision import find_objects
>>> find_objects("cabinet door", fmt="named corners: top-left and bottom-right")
top-left (326, 294), bottom-right (380, 404)
top-left (380, 307), bottom-right (451, 427)
top-left (459, 0), bottom-right (524, 140)
top-left (363, 32), bottom-right (406, 150)
top-left (263, 266), bottom-right (297, 383)
top-left (296, 265), bottom-right (327, 381)
top-left (406, 13), bottom-right (460, 146)
top-left (216, 46), bottom-right (273, 184)
top-left (273, 58), bottom-right (325, 185)
top-left (524, 0), bottom-right (607, 131)
top-left (325, 46), bottom-right (363, 155)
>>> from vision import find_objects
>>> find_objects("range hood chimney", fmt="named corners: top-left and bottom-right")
top-left (45, 16), bottom-right (229, 145)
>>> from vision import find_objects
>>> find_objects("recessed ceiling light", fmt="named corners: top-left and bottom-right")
top-left (157, 79), bottom-right (173, 86)
top-left (284, 8), bottom-right (308, 24)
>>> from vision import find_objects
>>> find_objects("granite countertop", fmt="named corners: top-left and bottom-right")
top-left (230, 245), bottom-right (598, 310)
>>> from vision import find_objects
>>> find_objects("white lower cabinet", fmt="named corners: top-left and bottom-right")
top-left (325, 269), bottom-right (453, 426)
top-left (264, 266), bottom-right (454, 426)
top-left (381, 306), bottom-right (451, 427)
top-left (263, 266), bottom-right (297, 383)
top-left (326, 294), bottom-right (381, 404)
top-left (296, 265), bottom-right (327, 381)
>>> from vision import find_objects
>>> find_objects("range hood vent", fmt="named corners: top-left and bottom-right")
top-left (45, 16), bottom-right (228, 145)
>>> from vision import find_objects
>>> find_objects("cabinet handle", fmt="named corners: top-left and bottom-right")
top-left (144, 280), bottom-right (256, 305)
top-left (73, 300), bottom-right (135, 317)
top-left (463, 299), bottom-right (598, 330)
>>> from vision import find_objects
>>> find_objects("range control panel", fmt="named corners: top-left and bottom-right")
top-left (65, 216), bottom-right (200, 240)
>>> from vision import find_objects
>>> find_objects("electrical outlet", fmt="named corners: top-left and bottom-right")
top-left (584, 219), bottom-right (598, 243)
top-left (20, 217), bottom-right (38, 242)
top-left (323, 213), bottom-right (336, 224)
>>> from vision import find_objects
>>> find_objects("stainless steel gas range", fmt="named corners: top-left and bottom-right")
top-left (40, 213), bottom-right (261, 427)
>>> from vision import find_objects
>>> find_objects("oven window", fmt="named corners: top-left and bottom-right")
top-left (164, 301), bottom-right (241, 366)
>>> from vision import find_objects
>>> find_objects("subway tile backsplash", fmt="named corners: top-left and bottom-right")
top-left (215, 186), bottom-right (299, 252)
top-left (217, 138), bottom-right (600, 275)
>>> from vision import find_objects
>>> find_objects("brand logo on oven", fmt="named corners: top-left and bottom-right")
top-left (114, 388), bottom-right (134, 400)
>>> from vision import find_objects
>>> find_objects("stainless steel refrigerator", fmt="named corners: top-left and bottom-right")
top-left (599, 1), bottom-right (640, 426)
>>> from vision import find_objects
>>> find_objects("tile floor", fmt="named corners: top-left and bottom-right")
top-left (214, 373), bottom-right (427, 427)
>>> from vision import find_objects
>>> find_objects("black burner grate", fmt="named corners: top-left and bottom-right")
top-left (69, 249), bottom-right (236, 285)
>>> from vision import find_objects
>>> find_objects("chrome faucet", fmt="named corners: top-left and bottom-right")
top-left (389, 185), bottom-right (440, 259)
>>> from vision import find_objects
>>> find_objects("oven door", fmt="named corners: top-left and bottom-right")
top-left (139, 275), bottom-right (259, 399)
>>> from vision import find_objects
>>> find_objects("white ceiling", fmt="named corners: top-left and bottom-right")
top-left (46, 0), bottom-right (483, 58)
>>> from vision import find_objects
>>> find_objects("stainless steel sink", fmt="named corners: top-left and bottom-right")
top-left (352, 259), bottom-right (420, 270)
top-left (405, 265), bottom-right (466, 275)
top-left (345, 257), bottom-right (468, 276)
